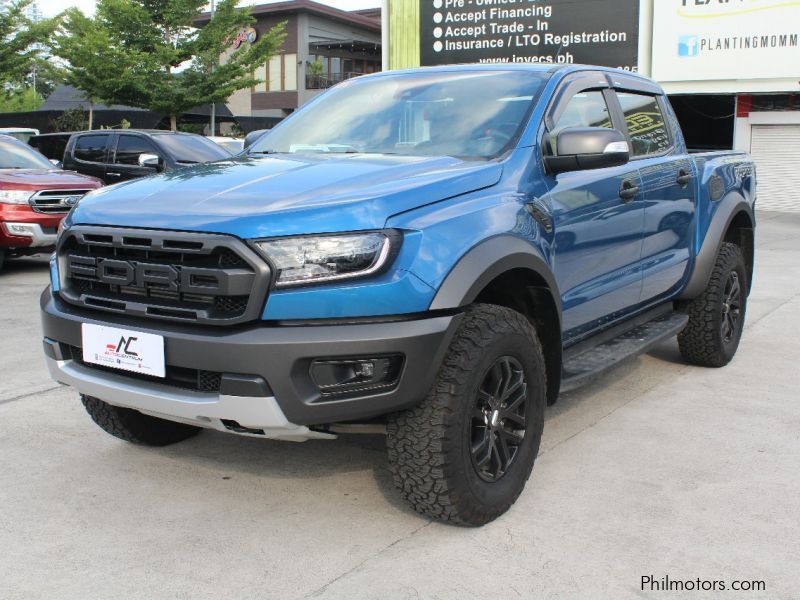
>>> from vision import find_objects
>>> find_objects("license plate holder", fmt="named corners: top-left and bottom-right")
top-left (81, 323), bottom-right (166, 378)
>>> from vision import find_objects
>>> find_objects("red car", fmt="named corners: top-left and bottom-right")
top-left (0, 134), bottom-right (102, 272)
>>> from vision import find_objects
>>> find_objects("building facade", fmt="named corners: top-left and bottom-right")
top-left (0, 0), bottom-right (42, 21)
top-left (204, 0), bottom-right (381, 119)
top-left (385, 0), bottom-right (800, 212)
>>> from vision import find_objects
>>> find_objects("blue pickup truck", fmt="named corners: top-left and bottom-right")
top-left (41, 65), bottom-right (756, 526)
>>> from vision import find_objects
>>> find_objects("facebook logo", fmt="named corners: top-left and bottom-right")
top-left (678, 35), bottom-right (699, 57)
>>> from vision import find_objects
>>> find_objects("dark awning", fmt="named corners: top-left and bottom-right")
top-left (309, 39), bottom-right (381, 55)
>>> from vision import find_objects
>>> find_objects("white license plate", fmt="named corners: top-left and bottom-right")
top-left (81, 324), bottom-right (165, 378)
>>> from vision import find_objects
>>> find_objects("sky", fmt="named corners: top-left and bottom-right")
top-left (36, 0), bottom-right (380, 18)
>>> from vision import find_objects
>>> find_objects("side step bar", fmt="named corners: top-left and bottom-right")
top-left (560, 311), bottom-right (689, 393)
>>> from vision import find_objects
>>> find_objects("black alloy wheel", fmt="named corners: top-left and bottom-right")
top-left (721, 271), bottom-right (742, 344)
top-left (470, 356), bottom-right (528, 482)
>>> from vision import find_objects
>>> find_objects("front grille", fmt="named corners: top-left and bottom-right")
top-left (67, 345), bottom-right (222, 392)
top-left (30, 189), bottom-right (92, 214)
top-left (58, 227), bottom-right (271, 325)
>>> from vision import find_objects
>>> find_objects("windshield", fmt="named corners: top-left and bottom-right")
top-left (216, 139), bottom-right (244, 153)
top-left (250, 70), bottom-right (549, 160)
top-left (0, 136), bottom-right (54, 169)
top-left (153, 134), bottom-right (232, 163)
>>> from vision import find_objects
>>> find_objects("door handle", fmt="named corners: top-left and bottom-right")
top-left (619, 180), bottom-right (640, 202)
top-left (106, 172), bottom-right (121, 177)
top-left (676, 169), bottom-right (692, 186)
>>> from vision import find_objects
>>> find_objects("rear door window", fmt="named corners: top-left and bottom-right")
top-left (114, 135), bottom-right (160, 165)
top-left (617, 92), bottom-right (671, 157)
top-left (73, 134), bottom-right (110, 163)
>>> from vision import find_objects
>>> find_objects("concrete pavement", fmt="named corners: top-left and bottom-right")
top-left (1, 211), bottom-right (798, 599)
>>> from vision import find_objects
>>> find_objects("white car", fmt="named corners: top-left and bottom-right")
top-left (0, 128), bottom-right (40, 144)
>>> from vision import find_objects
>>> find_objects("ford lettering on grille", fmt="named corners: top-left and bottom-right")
top-left (67, 257), bottom-right (238, 296)
top-left (57, 227), bottom-right (271, 325)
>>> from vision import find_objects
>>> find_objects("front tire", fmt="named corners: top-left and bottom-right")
top-left (678, 242), bottom-right (748, 367)
top-left (81, 395), bottom-right (202, 446)
top-left (387, 304), bottom-right (547, 526)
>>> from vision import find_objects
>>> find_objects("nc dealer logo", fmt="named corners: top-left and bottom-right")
top-left (678, 35), bottom-right (700, 57)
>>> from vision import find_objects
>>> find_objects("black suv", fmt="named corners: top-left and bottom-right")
top-left (62, 130), bottom-right (231, 184)
top-left (28, 132), bottom-right (74, 165)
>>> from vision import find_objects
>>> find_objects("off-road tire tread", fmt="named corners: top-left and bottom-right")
top-left (678, 242), bottom-right (746, 367)
top-left (81, 395), bottom-right (202, 446)
top-left (386, 304), bottom-right (546, 526)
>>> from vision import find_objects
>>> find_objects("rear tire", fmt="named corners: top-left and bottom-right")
top-left (81, 395), bottom-right (202, 446)
top-left (0, 249), bottom-right (5, 273)
top-left (678, 242), bottom-right (747, 367)
top-left (386, 304), bottom-right (547, 526)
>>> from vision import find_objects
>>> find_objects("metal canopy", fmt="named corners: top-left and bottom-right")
top-left (309, 39), bottom-right (381, 55)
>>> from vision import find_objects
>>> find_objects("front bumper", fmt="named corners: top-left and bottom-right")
top-left (43, 352), bottom-right (334, 441)
top-left (41, 288), bottom-right (460, 436)
top-left (1, 222), bottom-right (57, 248)
top-left (0, 204), bottom-right (63, 249)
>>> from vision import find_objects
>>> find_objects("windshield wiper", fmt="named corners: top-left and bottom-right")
top-left (249, 149), bottom-right (278, 155)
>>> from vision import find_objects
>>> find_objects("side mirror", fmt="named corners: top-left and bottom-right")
top-left (244, 129), bottom-right (269, 150)
top-left (138, 153), bottom-right (161, 169)
top-left (545, 127), bottom-right (630, 174)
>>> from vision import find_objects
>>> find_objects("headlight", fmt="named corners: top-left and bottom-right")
top-left (0, 190), bottom-right (34, 205)
top-left (255, 231), bottom-right (399, 288)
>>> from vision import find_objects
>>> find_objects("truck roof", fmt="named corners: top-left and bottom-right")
top-left (71, 129), bottom-right (197, 136)
top-left (368, 63), bottom-right (658, 85)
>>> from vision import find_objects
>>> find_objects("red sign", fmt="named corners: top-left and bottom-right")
top-left (230, 27), bottom-right (258, 49)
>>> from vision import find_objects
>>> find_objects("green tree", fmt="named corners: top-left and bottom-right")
top-left (0, 87), bottom-right (44, 112)
top-left (51, 107), bottom-right (86, 132)
top-left (0, 0), bottom-right (59, 99)
top-left (49, 7), bottom-right (123, 129)
top-left (53, 0), bottom-right (285, 130)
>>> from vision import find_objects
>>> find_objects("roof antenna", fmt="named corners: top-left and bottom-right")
top-left (554, 39), bottom-right (569, 65)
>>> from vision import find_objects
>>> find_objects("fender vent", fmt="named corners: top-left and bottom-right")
top-left (708, 176), bottom-right (725, 201)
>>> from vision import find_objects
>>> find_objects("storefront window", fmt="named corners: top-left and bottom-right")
top-left (268, 56), bottom-right (281, 92)
top-left (284, 53), bottom-right (297, 91)
top-left (254, 64), bottom-right (267, 93)
top-left (305, 53), bottom-right (381, 89)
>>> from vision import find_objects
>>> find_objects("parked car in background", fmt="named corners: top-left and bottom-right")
top-left (0, 128), bottom-right (40, 144)
top-left (62, 130), bottom-right (232, 184)
top-left (0, 135), bottom-right (102, 272)
top-left (28, 132), bottom-right (75, 165)
top-left (207, 136), bottom-right (244, 154)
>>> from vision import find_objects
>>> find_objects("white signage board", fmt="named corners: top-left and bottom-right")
top-left (652, 0), bottom-right (800, 82)
top-left (82, 323), bottom-right (166, 378)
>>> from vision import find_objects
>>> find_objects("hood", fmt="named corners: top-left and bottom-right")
top-left (0, 169), bottom-right (103, 190)
top-left (70, 154), bottom-right (503, 237)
